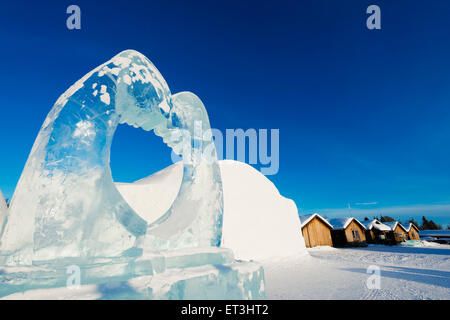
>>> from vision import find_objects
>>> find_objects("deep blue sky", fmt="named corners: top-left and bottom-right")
top-left (1, 1), bottom-right (450, 225)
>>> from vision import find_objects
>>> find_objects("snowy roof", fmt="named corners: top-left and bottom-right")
top-left (299, 213), bottom-right (333, 229)
top-left (402, 223), bottom-right (419, 232)
top-left (328, 217), bottom-right (366, 230)
top-left (361, 220), bottom-right (373, 229)
top-left (384, 221), bottom-right (407, 232)
top-left (383, 222), bottom-right (396, 230)
top-left (362, 219), bottom-right (391, 231)
top-left (402, 223), bottom-right (412, 232)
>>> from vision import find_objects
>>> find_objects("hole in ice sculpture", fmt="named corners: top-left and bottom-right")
top-left (111, 123), bottom-right (183, 224)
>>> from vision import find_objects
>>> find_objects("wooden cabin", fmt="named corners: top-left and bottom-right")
top-left (385, 222), bottom-right (408, 243)
top-left (329, 217), bottom-right (367, 247)
top-left (404, 223), bottom-right (420, 240)
top-left (299, 213), bottom-right (333, 248)
top-left (361, 220), bottom-right (376, 243)
top-left (361, 219), bottom-right (395, 245)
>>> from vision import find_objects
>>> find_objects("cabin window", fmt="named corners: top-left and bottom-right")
top-left (352, 230), bottom-right (360, 240)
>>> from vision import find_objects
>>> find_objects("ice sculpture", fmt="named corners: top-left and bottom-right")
top-left (143, 92), bottom-right (223, 250)
top-left (0, 50), bottom-right (223, 265)
top-left (0, 190), bottom-right (7, 234)
top-left (0, 50), bottom-right (265, 300)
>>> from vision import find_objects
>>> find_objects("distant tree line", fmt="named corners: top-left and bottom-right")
top-left (363, 215), bottom-right (449, 230)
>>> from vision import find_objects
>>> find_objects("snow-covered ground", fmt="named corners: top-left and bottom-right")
top-left (263, 243), bottom-right (450, 299)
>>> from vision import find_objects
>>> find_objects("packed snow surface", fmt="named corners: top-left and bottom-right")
top-left (263, 242), bottom-right (450, 299)
top-left (116, 160), bottom-right (306, 261)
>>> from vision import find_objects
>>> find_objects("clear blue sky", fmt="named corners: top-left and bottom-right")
top-left (1, 1), bottom-right (450, 225)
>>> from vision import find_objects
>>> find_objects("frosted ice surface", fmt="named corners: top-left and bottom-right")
top-left (0, 247), bottom-right (265, 299)
top-left (0, 50), bottom-right (223, 265)
top-left (0, 50), bottom-right (265, 300)
top-left (0, 190), bottom-right (7, 235)
top-left (2, 257), bottom-right (265, 300)
top-left (143, 92), bottom-right (224, 250)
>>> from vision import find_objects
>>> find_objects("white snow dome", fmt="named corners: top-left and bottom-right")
top-left (116, 160), bottom-right (307, 261)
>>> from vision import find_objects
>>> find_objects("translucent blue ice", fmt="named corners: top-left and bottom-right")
top-left (0, 50), bottom-right (224, 265)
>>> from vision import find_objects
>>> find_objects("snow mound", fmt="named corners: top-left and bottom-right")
top-left (218, 160), bottom-right (306, 260)
top-left (115, 160), bottom-right (306, 260)
top-left (115, 163), bottom-right (183, 225)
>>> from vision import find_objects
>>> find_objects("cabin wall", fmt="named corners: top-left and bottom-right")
top-left (302, 218), bottom-right (333, 248)
top-left (364, 230), bottom-right (372, 242)
top-left (393, 225), bottom-right (407, 242)
top-left (408, 228), bottom-right (420, 240)
top-left (364, 229), bottom-right (375, 243)
top-left (344, 220), bottom-right (366, 243)
top-left (372, 229), bottom-right (396, 245)
top-left (331, 230), bottom-right (347, 247)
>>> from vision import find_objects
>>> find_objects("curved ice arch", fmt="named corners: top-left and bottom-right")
top-left (143, 92), bottom-right (223, 251)
top-left (0, 50), bottom-right (223, 265)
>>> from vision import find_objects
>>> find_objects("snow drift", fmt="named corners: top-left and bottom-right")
top-left (116, 160), bottom-right (306, 260)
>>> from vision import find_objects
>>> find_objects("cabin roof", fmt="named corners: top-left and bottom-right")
top-left (299, 213), bottom-right (334, 229)
top-left (328, 217), bottom-right (366, 231)
top-left (403, 223), bottom-right (419, 232)
top-left (384, 221), bottom-right (407, 232)
top-left (361, 219), bottom-right (391, 231)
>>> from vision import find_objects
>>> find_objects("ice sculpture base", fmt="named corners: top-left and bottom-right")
top-left (0, 248), bottom-right (265, 300)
